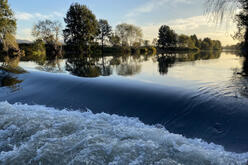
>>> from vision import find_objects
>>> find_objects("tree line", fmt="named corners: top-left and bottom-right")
top-left (156, 25), bottom-right (222, 52)
top-left (0, 1), bottom-right (223, 60)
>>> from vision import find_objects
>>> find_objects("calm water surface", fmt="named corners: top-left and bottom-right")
top-left (18, 51), bottom-right (248, 99)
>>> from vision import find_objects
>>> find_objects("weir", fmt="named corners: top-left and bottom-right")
top-left (1, 70), bottom-right (248, 153)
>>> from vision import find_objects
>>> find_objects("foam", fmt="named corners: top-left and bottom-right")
top-left (0, 101), bottom-right (247, 165)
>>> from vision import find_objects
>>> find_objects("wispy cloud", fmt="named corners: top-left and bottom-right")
top-left (168, 15), bottom-right (215, 31)
top-left (141, 15), bottom-right (237, 45)
top-left (15, 11), bottom-right (64, 21)
top-left (16, 28), bottom-right (33, 41)
top-left (126, 0), bottom-right (193, 18)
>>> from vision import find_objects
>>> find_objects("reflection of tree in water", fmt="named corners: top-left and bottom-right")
top-left (0, 56), bottom-right (26, 74)
top-left (66, 57), bottom-right (109, 77)
top-left (36, 58), bottom-right (64, 73)
top-left (65, 54), bottom-right (147, 77)
top-left (100, 57), bottom-right (113, 76)
top-left (157, 51), bottom-right (221, 75)
top-left (115, 55), bottom-right (142, 76)
top-left (116, 63), bottom-right (142, 76)
top-left (231, 52), bottom-right (248, 98)
top-left (0, 75), bottom-right (23, 92)
top-left (0, 56), bottom-right (25, 91)
top-left (110, 57), bottom-right (121, 66)
top-left (157, 54), bottom-right (176, 75)
top-left (242, 56), bottom-right (248, 76)
top-left (176, 51), bottom-right (221, 62)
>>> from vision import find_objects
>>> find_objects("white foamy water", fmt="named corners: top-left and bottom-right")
top-left (0, 102), bottom-right (247, 165)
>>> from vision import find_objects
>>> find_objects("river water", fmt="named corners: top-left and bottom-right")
top-left (0, 51), bottom-right (248, 164)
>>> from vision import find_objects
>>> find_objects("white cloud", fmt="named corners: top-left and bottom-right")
top-left (15, 12), bottom-right (33, 20)
top-left (126, 0), bottom-right (193, 18)
top-left (16, 28), bottom-right (33, 41)
top-left (15, 11), bottom-right (64, 21)
top-left (141, 15), bottom-right (238, 46)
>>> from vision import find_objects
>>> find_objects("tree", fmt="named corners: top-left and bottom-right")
top-left (63, 3), bottom-right (99, 54)
top-left (187, 38), bottom-right (196, 48)
top-left (32, 20), bottom-right (61, 44)
top-left (190, 34), bottom-right (201, 48)
top-left (32, 39), bottom-right (46, 57)
top-left (143, 40), bottom-right (150, 47)
top-left (109, 34), bottom-right (120, 46)
top-left (202, 38), bottom-right (214, 50)
top-left (0, 0), bottom-right (19, 55)
top-left (177, 34), bottom-right (196, 48)
top-left (234, 0), bottom-right (248, 48)
top-left (158, 25), bottom-right (177, 50)
top-left (178, 34), bottom-right (189, 47)
top-left (116, 23), bottom-right (143, 47)
top-left (98, 19), bottom-right (112, 52)
top-left (206, 0), bottom-right (248, 50)
top-left (152, 38), bottom-right (158, 46)
top-left (213, 40), bottom-right (222, 50)
top-left (32, 19), bottom-right (62, 58)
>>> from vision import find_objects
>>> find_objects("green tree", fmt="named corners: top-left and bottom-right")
top-left (200, 41), bottom-right (209, 50)
top-left (158, 25), bottom-right (177, 50)
top-left (98, 19), bottom-right (112, 53)
top-left (32, 19), bottom-right (62, 58)
top-left (190, 34), bottom-right (201, 48)
top-left (178, 34), bottom-right (189, 47)
top-left (187, 38), bottom-right (196, 48)
top-left (201, 38), bottom-right (214, 50)
top-left (63, 3), bottom-right (99, 54)
top-left (213, 40), bottom-right (222, 50)
top-left (109, 34), bottom-right (121, 46)
top-left (32, 39), bottom-right (46, 57)
top-left (0, 0), bottom-right (19, 54)
top-left (32, 20), bottom-right (61, 44)
top-left (116, 23), bottom-right (143, 47)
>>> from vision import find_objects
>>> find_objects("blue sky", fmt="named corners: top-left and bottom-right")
top-left (9, 0), bottom-right (237, 45)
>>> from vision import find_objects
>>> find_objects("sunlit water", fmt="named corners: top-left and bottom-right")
top-left (1, 51), bottom-right (248, 164)
top-left (18, 51), bottom-right (248, 98)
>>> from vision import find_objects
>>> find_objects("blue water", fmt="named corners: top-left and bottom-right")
top-left (1, 51), bottom-right (248, 164)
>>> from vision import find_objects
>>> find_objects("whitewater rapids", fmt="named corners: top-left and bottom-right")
top-left (0, 101), bottom-right (247, 165)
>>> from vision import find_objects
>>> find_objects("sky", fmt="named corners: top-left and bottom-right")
top-left (9, 0), bottom-right (238, 46)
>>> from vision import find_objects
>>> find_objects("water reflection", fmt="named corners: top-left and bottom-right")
top-left (157, 55), bottom-right (176, 75)
top-left (232, 52), bottom-right (248, 98)
top-left (20, 51), bottom-right (224, 78)
top-left (242, 56), bottom-right (248, 77)
top-left (66, 57), bottom-right (102, 77)
top-left (36, 58), bottom-right (64, 73)
top-left (157, 51), bottom-right (221, 76)
top-left (0, 56), bottom-right (25, 91)
top-left (2, 50), bottom-right (248, 98)
top-left (116, 55), bottom-right (142, 76)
